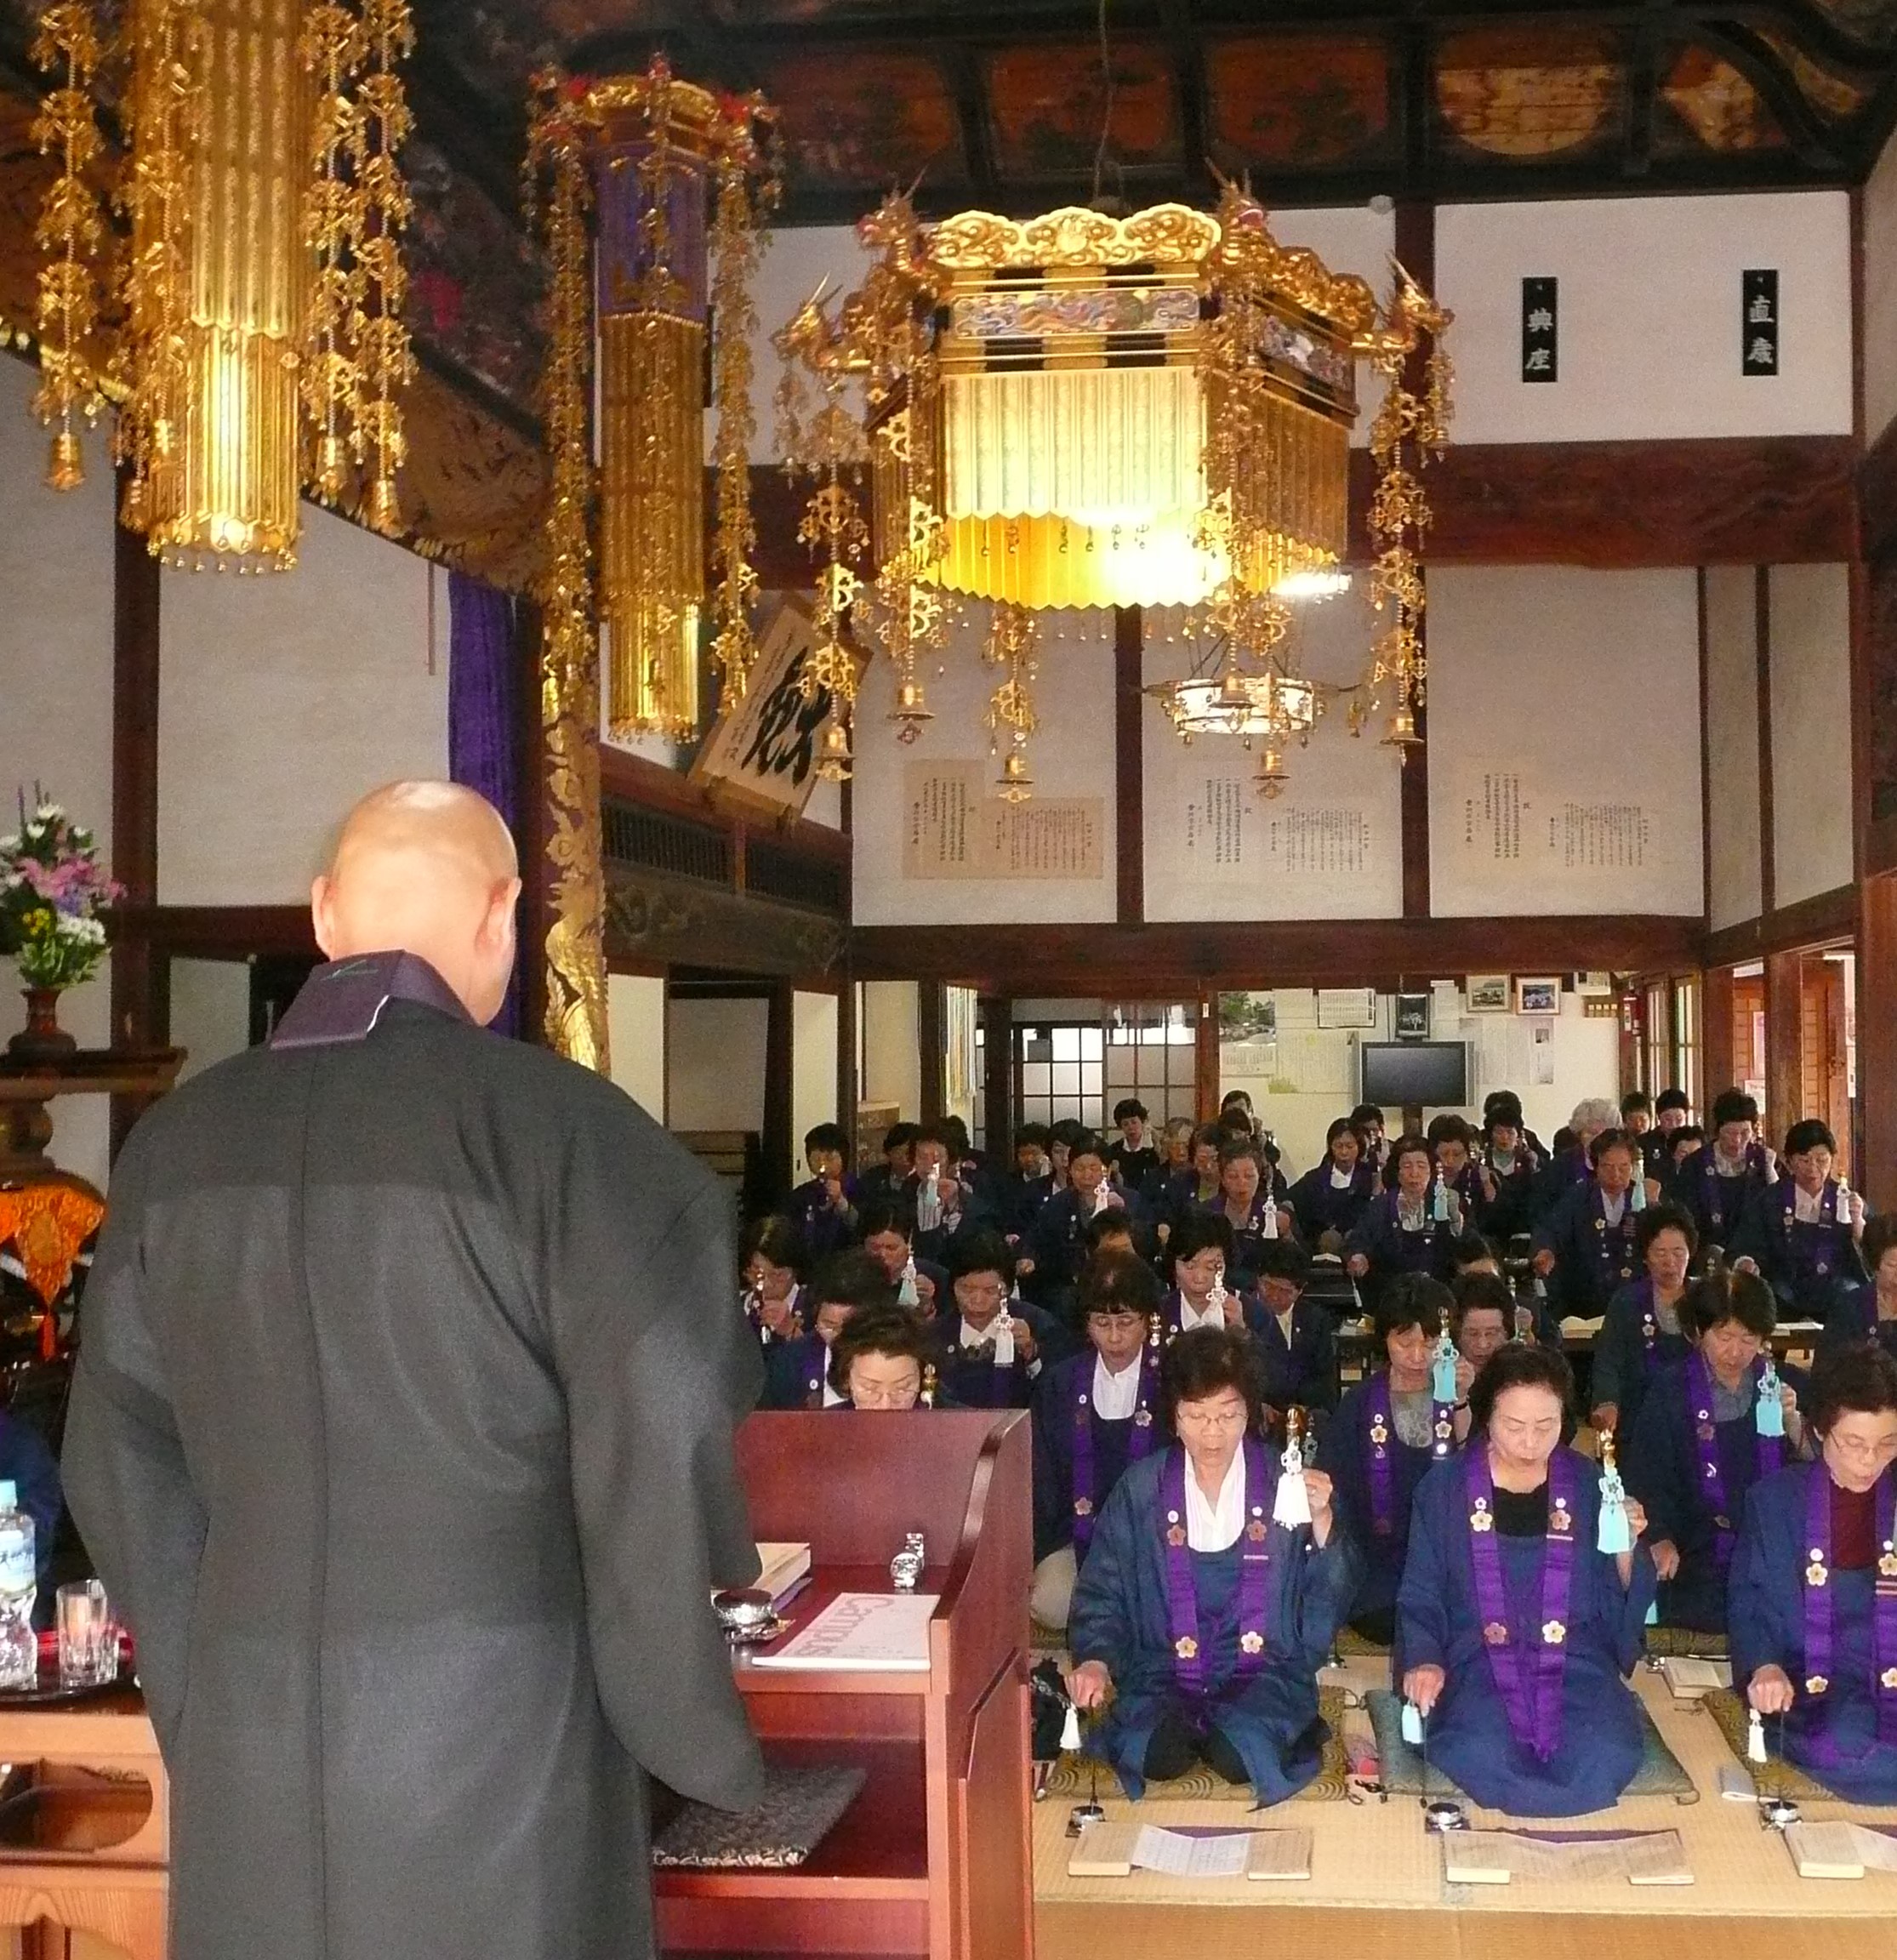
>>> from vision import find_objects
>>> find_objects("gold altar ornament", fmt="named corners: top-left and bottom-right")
top-left (775, 183), bottom-right (1451, 795)
top-left (528, 60), bottom-right (779, 743)
top-left (29, 0), bottom-right (419, 569)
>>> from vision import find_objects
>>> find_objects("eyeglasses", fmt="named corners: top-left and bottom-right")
top-left (1086, 1313), bottom-right (1146, 1330)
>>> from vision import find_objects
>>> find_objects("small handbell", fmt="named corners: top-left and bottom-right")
top-left (817, 716), bottom-right (853, 783)
top-left (367, 473), bottom-right (402, 536)
top-left (1382, 704), bottom-right (1421, 751)
top-left (890, 678), bottom-right (933, 745)
top-left (48, 425), bottom-right (83, 493)
top-left (1273, 1407), bottom-right (1311, 1528)
top-left (315, 430), bottom-right (349, 500)
top-left (920, 1363), bottom-right (937, 1410)
top-left (1148, 1312), bottom-right (1163, 1352)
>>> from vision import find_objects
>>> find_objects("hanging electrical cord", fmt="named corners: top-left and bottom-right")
top-left (1091, 0), bottom-right (1118, 209)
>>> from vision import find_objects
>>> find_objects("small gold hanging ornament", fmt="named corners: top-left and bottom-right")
top-left (1254, 746), bottom-right (1288, 799)
top-left (984, 602), bottom-right (1040, 803)
top-left (29, 2), bottom-right (109, 493)
top-left (890, 677), bottom-right (934, 744)
top-left (817, 713), bottom-right (855, 784)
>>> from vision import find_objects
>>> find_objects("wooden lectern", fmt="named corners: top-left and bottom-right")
top-left (658, 1409), bottom-right (1034, 1960)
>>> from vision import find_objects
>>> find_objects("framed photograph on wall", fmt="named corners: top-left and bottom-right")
top-left (1515, 976), bottom-right (1560, 1017)
top-left (1317, 988), bottom-right (1377, 1030)
top-left (1465, 974), bottom-right (1511, 1015)
top-left (1394, 993), bottom-right (1430, 1041)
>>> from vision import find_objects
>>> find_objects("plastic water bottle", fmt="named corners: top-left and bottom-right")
top-left (0, 1483), bottom-right (37, 1689)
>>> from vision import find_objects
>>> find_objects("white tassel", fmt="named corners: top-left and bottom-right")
top-left (993, 1305), bottom-right (1016, 1368)
top-left (1273, 1464), bottom-right (1311, 1528)
top-left (1061, 1702), bottom-right (1083, 1753)
top-left (1747, 1707), bottom-right (1769, 1765)
top-left (897, 1254), bottom-right (920, 1309)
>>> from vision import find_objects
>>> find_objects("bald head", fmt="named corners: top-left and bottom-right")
top-left (312, 783), bottom-right (521, 1025)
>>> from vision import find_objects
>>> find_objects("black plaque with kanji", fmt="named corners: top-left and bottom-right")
top-left (1742, 269), bottom-right (1780, 377)
top-left (1521, 276), bottom-right (1558, 384)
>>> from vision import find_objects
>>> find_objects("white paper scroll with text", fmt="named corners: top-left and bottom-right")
top-left (852, 606), bottom-right (1118, 926)
top-left (1426, 567), bottom-right (1703, 916)
top-left (1142, 593), bottom-right (1404, 920)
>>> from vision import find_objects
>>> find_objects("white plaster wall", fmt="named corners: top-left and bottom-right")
top-left (168, 956), bottom-right (253, 1085)
top-left (666, 994), bottom-right (768, 1132)
top-left (607, 971), bottom-right (666, 1120)
top-left (1704, 565), bottom-right (1763, 932)
top-left (793, 989), bottom-right (840, 1159)
top-left (0, 358), bottom-right (117, 1189)
top-left (158, 508), bottom-right (449, 903)
top-left (852, 604), bottom-right (1118, 926)
top-left (1768, 563), bottom-right (1854, 908)
top-left (1142, 588), bottom-right (1404, 921)
top-left (1220, 987), bottom-right (1620, 1178)
top-left (1437, 193), bottom-right (1853, 444)
top-left (1427, 567), bottom-right (1703, 916)
top-left (1865, 127), bottom-right (1897, 446)
top-left (860, 980), bottom-right (920, 1121)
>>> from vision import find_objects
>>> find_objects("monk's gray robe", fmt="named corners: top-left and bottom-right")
top-left (63, 996), bottom-right (763, 1960)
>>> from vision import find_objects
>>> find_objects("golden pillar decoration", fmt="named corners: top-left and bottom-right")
top-left (588, 66), bottom-right (777, 740)
top-left (527, 75), bottom-right (609, 1073)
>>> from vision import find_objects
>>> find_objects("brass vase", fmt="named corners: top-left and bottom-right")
top-left (7, 986), bottom-right (77, 1067)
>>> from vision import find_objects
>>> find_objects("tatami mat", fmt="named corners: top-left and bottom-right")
top-left (1033, 1658), bottom-right (1897, 1922)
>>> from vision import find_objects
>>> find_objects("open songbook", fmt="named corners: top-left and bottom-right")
top-left (1657, 1656), bottom-right (1732, 1699)
top-left (1444, 1830), bottom-right (1691, 1886)
top-left (1783, 1823), bottom-right (1897, 1880)
top-left (1068, 1822), bottom-right (1313, 1882)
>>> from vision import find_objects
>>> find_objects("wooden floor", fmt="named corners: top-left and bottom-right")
top-left (1032, 1658), bottom-right (1897, 1960)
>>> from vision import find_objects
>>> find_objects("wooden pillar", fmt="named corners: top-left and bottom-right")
top-left (1764, 950), bottom-right (1803, 1144)
top-left (514, 600), bottom-right (551, 1048)
top-left (917, 981), bottom-right (946, 1125)
top-left (1861, 872), bottom-right (1897, 1212)
top-left (980, 994), bottom-right (1011, 1157)
top-left (1703, 964), bottom-right (1737, 1097)
top-left (1114, 606), bottom-right (1144, 927)
top-left (110, 473), bottom-right (163, 1157)
top-left (1395, 197), bottom-right (1435, 925)
top-left (761, 979), bottom-right (795, 1209)
top-left (1194, 983), bottom-right (1221, 1124)
top-left (835, 970), bottom-right (857, 1156)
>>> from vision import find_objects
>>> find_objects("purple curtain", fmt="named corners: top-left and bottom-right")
top-left (447, 570), bottom-right (523, 1039)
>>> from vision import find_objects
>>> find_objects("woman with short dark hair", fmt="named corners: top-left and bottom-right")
top-left (740, 1215), bottom-right (810, 1342)
top-left (1399, 1342), bottom-right (1655, 1815)
top-left (1344, 1137), bottom-right (1472, 1310)
top-left (1286, 1117), bottom-right (1377, 1251)
top-left (1317, 1273), bottom-right (1471, 1649)
top-left (827, 1308), bottom-right (945, 1411)
top-left (1733, 1342), bottom-right (1897, 1801)
top-left (1063, 1327), bottom-right (1362, 1801)
top-left (936, 1230), bottom-right (1062, 1410)
top-left (1163, 1210), bottom-right (1258, 1340)
top-left (1623, 1269), bottom-right (1804, 1632)
top-left (1529, 1128), bottom-right (1644, 1325)
top-left (1588, 1200), bottom-right (1698, 1438)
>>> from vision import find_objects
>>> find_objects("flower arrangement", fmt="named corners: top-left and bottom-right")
top-left (0, 789), bottom-right (120, 991)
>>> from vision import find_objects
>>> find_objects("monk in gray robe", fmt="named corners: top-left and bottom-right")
top-left (64, 782), bottom-right (763, 1960)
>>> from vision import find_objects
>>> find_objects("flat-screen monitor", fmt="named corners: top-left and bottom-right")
top-left (1359, 1041), bottom-right (1469, 1109)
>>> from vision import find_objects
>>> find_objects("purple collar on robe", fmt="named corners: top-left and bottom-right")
top-left (1159, 1439), bottom-right (1273, 1698)
top-left (1801, 1468), bottom-right (1897, 1764)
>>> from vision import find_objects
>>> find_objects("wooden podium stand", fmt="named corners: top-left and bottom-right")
top-left (658, 1409), bottom-right (1034, 1960)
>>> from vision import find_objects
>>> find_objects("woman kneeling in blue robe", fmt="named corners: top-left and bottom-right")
top-left (1399, 1343), bottom-right (1658, 1816)
top-left (1065, 1325), bottom-right (1362, 1803)
top-left (1623, 1268), bottom-right (1804, 1633)
top-left (1733, 1341), bottom-right (1897, 1804)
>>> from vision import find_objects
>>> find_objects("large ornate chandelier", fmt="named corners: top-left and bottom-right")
top-left (775, 185), bottom-right (1451, 796)
top-left (527, 60), bottom-right (778, 743)
top-left (29, 0), bottom-right (419, 569)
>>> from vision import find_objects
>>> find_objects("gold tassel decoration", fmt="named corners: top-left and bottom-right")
top-left (526, 72), bottom-right (610, 1073)
top-left (983, 601), bottom-right (1040, 804)
top-left (28, 2), bottom-right (109, 492)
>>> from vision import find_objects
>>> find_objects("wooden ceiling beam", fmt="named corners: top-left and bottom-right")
top-left (945, 43), bottom-right (1001, 208)
top-left (1156, 0), bottom-right (1215, 202)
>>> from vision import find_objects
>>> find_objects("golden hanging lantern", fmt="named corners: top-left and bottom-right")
top-left (28, 0), bottom-right (419, 569)
top-left (527, 60), bottom-right (778, 744)
top-left (777, 184), bottom-right (1452, 797)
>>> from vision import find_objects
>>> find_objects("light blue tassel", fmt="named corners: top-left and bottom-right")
top-left (1401, 1701), bottom-right (1425, 1747)
top-left (1432, 1177), bottom-right (1450, 1224)
top-left (1757, 1363), bottom-right (1786, 1439)
top-left (1597, 1494), bottom-right (1632, 1556)
top-left (1432, 1327), bottom-right (1459, 1405)
top-left (1630, 1177), bottom-right (1647, 1212)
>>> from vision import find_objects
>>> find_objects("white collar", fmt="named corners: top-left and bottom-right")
top-left (1179, 1293), bottom-right (1224, 1333)
top-left (1601, 1190), bottom-right (1626, 1225)
top-left (821, 1378), bottom-right (846, 1407)
top-left (1330, 1164), bottom-right (1356, 1188)
top-left (1091, 1353), bottom-right (1142, 1420)
top-left (1793, 1182), bottom-right (1826, 1222)
top-left (958, 1315), bottom-right (1002, 1350)
top-left (1184, 1449), bottom-right (1247, 1553)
